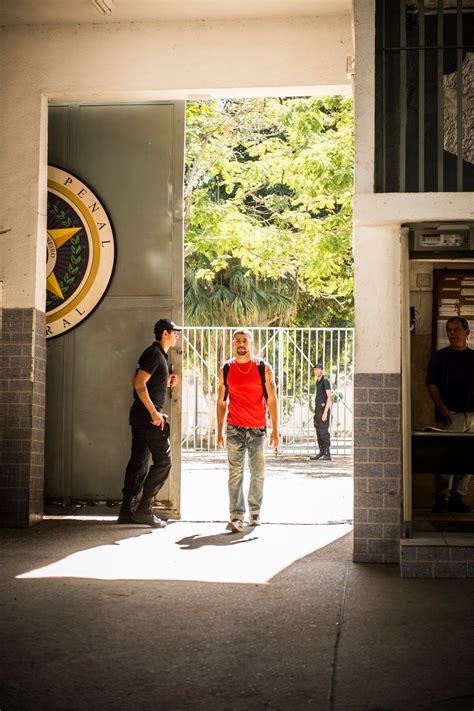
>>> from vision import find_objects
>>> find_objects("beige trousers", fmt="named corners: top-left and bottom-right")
top-left (435, 412), bottom-right (474, 498)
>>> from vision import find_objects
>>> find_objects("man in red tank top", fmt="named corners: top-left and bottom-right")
top-left (217, 328), bottom-right (279, 532)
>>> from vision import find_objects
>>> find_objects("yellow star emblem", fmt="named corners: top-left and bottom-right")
top-left (46, 227), bottom-right (82, 300)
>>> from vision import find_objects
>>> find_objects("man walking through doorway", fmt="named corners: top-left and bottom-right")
top-left (118, 318), bottom-right (181, 527)
top-left (217, 328), bottom-right (279, 532)
top-left (310, 363), bottom-right (333, 461)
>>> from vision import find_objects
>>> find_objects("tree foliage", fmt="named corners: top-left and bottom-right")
top-left (184, 96), bottom-right (354, 327)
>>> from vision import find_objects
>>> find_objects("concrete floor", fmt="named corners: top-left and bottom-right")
top-left (1, 455), bottom-right (474, 710)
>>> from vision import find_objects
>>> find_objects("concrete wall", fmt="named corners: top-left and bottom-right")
top-left (0, 15), bottom-right (352, 310)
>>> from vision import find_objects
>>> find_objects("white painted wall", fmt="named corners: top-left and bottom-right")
top-left (0, 15), bottom-right (352, 311)
top-left (354, 194), bottom-right (474, 225)
top-left (0, 89), bottom-right (48, 311)
top-left (354, 225), bottom-right (401, 372)
top-left (17, 17), bottom-right (352, 101)
top-left (352, 0), bottom-right (374, 197)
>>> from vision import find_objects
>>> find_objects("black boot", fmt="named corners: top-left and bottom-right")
top-left (447, 493), bottom-right (471, 513)
top-left (131, 496), bottom-right (166, 528)
top-left (117, 495), bottom-right (134, 523)
top-left (432, 495), bottom-right (448, 513)
top-left (320, 449), bottom-right (331, 461)
top-left (310, 451), bottom-right (324, 460)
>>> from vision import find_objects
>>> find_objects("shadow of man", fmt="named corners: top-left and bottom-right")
top-left (176, 531), bottom-right (259, 550)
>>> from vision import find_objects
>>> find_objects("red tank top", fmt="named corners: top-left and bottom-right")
top-left (226, 359), bottom-right (267, 428)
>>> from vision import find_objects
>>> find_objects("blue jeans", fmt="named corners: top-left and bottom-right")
top-left (226, 425), bottom-right (266, 521)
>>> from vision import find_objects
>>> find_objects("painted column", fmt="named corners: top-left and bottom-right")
top-left (353, 224), bottom-right (402, 562)
top-left (352, 1), bottom-right (402, 562)
top-left (0, 87), bottom-right (47, 527)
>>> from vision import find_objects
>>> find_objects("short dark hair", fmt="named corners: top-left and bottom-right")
top-left (232, 328), bottom-right (253, 340)
top-left (154, 318), bottom-right (182, 340)
top-left (446, 316), bottom-right (469, 332)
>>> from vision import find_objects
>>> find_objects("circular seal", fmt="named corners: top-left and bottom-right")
top-left (46, 166), bottom-right (115, 338)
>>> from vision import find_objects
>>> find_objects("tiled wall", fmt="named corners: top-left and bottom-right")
top-left (401, 534), bottom-right (474, 578)
top-left (353, 373), bottom-right (402, 563)
top-left (0, 309), bottom-right (45, 527)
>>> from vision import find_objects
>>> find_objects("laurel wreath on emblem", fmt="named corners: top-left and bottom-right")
top-left (46, 202), bottom-right (83, 307)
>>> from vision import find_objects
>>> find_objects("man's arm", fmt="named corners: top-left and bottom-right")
top-left (426, 383), bottom-right (452, 425)
top-left (265, 364), bottom-right (280, 449)
top-left (425, 350), bottom-right (452, 425)
top-left (133, 369), bottom-right (165, 429)
top-left (216, 367), bottom-right (228, 448)
top-left (322, 386), bottom-right (333, 422)
top-left (168, 373), bottom-right (178, 388)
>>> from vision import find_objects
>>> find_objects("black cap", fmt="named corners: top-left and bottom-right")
top-left (313, 363), bottom-right (323, 369)
top-left (154, 319), bottom-right (182, 337)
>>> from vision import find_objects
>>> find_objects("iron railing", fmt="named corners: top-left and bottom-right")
top-left (181, 327), bottom-right (354, 455)
top-left (375, 0), bottom-right (474, 193)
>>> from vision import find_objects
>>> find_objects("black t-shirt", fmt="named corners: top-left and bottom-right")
top-left (315, 377), bottom-right (331, 407)
top-left (425, 346), bottom-right (474, 413)
top-left (130, 342), bottom-right (169, 424)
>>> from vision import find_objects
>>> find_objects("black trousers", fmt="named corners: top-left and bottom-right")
top-left (122, 419), bottom-right (172, 504)
top-left (314, 405), bottom-right (331, 453)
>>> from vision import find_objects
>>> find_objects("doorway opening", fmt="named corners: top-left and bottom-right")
top-left (406, 223), bottom-right (474, 536)
top-left (42, 95), bottom-right (354, 533)
top-left (181, 96), bottom-right (354, 527)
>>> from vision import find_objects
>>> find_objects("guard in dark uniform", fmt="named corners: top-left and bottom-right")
top-left (118, 319), bottom-right (181, 527)
top-left (310, 363), bottom-right (333, 461)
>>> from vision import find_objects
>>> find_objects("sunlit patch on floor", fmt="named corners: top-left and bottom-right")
top-left (17, 522), bottom-right (352, 584)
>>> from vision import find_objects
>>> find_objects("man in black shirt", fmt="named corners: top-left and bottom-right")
top-left (310, 363), bottom-right (333, 461)
top-left (118, 319), bottom-right (181, 526)
top-left (425, 316), bottom-right (474, 513)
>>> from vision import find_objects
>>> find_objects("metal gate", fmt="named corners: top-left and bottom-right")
top-left (45, 102), bottom-right (185, 512)
top-left (181, 327), bottom-right (354, 455)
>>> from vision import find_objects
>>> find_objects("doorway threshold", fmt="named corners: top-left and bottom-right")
top-left (400, 531), bottom-right (474, 578)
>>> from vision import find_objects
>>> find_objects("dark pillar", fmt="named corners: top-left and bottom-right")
top-left (0, 309), bottom-right (46, 527)
top-left (353, 373), bottom-right (402, 563)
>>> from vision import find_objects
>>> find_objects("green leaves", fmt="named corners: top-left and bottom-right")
top-left (185, 97), bottom-right (354, 327)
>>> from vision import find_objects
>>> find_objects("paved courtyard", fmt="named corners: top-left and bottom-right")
top-left (180, 452), bottom-right (353, 525)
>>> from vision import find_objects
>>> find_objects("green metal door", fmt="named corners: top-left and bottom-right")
top-left (45, 102), bottom-right (184, 518)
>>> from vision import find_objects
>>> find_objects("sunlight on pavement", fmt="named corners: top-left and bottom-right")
top-left (180, 454), bottom-right (353, 524)
top-left (17, 522), bottom-right (352, 584)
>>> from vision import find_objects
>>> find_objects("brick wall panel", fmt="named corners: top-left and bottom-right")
top-left (0, 308), bottom-right (45, 527)
top-left (353, 373), bottom-right (402, 564)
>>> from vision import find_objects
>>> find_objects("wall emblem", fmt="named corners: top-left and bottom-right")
top-left (46, 166), bottom-right (115, 338)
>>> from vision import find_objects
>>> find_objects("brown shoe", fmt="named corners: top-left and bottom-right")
top-left (227, 519), bottom-right (243, 533)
